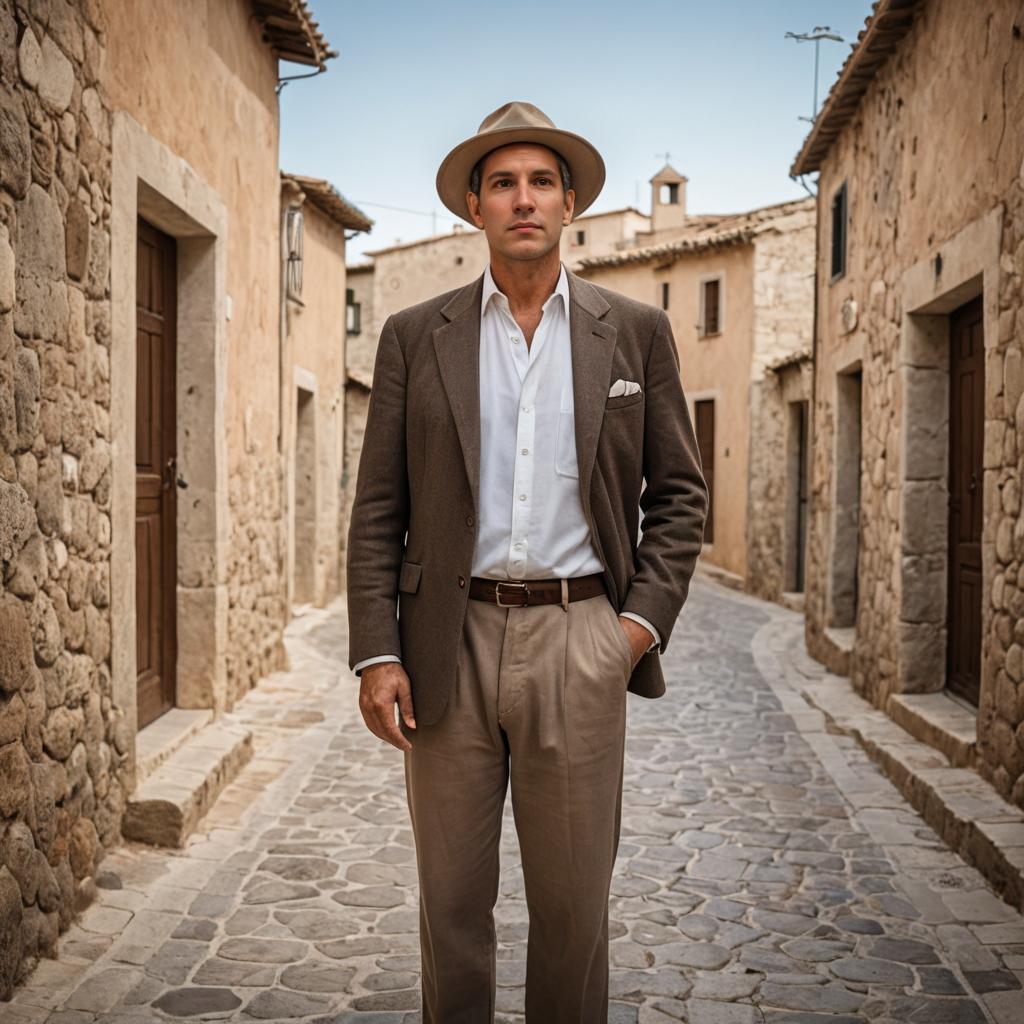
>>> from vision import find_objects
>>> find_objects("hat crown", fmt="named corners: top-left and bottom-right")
top-left (477, 101), bottom-right (555, 136)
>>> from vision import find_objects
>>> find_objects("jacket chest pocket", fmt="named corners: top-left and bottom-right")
top-left (555, 384), bottom-right (579, 479)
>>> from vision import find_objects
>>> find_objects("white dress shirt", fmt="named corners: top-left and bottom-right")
top-left (354, 263), bottom-right (658, 675)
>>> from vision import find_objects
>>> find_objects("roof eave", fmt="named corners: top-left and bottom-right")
top-left (790, 0), bottom-right (923, 176)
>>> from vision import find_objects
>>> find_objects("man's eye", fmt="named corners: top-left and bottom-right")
top-left (535, 177), bottom-right (552, 185)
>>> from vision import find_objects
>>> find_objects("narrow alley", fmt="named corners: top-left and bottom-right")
top-left (7, 575), bottom-right (1024, 1024)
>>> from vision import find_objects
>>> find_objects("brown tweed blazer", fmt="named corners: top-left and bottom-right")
top-left (346, 269), bottom-right (709, 727)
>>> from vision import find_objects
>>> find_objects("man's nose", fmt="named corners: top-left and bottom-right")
top-left (512, 182), bottom-right (535, 212)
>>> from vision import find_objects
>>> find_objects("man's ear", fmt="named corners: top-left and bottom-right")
top-left (563, 187), bottom-right (576, 226)
top-left (466, 191), bottom-right (485, 230)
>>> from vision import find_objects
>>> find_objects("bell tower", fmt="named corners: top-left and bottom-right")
top-left (650, 163), bottom-right (688, 235)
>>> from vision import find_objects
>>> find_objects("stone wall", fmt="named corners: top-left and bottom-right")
top-left (804, 0), bottom-right (1024, 806)
top-left (0, 0), bottom-right (120, 997)
top-left (745, 211), bottom-right (815, 603)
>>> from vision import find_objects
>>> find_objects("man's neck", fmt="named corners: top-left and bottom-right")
top-left (488, 249), bottom-right (562, 316)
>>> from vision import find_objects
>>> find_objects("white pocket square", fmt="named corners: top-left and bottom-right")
top-left (608, 378), bottom-right (641, 398)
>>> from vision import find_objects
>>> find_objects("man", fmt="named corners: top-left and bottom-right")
top-left (347, 101), bottom-right (708, 1022)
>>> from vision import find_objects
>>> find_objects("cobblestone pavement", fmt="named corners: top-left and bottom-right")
top-left (7, 576), bottom-right (1024, 1023)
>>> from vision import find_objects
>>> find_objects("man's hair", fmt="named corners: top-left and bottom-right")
top-left (468, 146), bottom-right (572, 199)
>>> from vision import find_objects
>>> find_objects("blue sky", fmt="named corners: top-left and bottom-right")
top-left (280, 2), bottom-right (872, 262)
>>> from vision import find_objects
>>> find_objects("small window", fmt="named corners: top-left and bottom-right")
top-left (285, 207), bottom-right (303, 301)
top-left (831, 181), bottom-right (847, 281)
top-left (701, 277), bottom-right (721, 336)
top-left (660, 182), bottom-right (679, 205)
top-left (575, 230), bottom-right (586, 246)
top-left (346, 288), bottom-right (361, 335)
top-left (661, 282), bottom-right (670, 310)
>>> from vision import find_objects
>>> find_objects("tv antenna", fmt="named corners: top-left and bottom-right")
top-left (785, 26), bottom-right (845, 123)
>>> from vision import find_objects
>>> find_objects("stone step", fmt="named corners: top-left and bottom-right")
top-left (135, 707), bottom-right (213, 785)
top-left (798, 672), bottom-right (1024, 913)
top-left (122, 720), bottom-right (254, 848)
top-left (887, 691), bottom-right (978, 769)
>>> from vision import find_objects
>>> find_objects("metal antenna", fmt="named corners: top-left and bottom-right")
top-left (785, 26), bottom-right (844, 123)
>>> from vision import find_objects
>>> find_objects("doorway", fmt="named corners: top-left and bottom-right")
top-left (695, 398), bottom-right (715, 544)
top-left (947, 295), bottom-right (983, 706)
top-left (293, 386), bottom-right (317, 606)
top-left (135, 218), bottom-right (178, 729)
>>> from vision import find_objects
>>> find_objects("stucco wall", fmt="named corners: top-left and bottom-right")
top-left (284, 200), bottom-right (347, 609)
top-left (583, 244), bottom-right (755, 579)
top-left (103, 0), bottom-right (287, 697)
top-left (804, 0), bottom-right (1024, 805)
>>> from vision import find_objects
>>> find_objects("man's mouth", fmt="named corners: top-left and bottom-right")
top-left (510, 223), bottom-right (541, 232)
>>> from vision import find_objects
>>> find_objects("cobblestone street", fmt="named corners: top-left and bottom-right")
top-left (7, 575), bottom-right (1024, 1023)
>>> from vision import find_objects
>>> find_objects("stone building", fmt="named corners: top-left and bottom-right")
top-left (280, 173), bottom-right (370, 612)
top-left (578, 175), bottom-right (815, 603)
top-left (792, 0), bottom-right (1024, 808)
top-left (0, 0), bottom-right (352, 998)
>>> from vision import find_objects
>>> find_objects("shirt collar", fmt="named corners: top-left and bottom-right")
top-left (481, 262), bottom-right (570, 317)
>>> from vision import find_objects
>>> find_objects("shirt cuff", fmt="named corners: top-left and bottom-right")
top-left (353, 655), bottom-right (402, 676)
top-left (619, 612), bottom-right (661, 652)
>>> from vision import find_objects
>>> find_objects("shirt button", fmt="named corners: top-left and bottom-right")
top-left (511, 336), bottom-right (520, 345)
top-left (521, 448), bottom-right (529, 455)
top-left (458, 575), bottom-right (466, 588)
top-left (515, 542), bottom-right (524, 549)
top-left (522, 405), bottom-right (529, 412)
top-left (519, 494), bottom-right (527, 502)
top-left (466, 514), bottom-right (474, 526)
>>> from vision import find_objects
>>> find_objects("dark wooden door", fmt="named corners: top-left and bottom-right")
top-left (947, 296), bottom-right (983, 706)
top-left (136, 219), bottom-right (177, 729)
top-left (795, 400), bottom-right (808, 592)
top-left (695, 399), bottom-right (715, 544)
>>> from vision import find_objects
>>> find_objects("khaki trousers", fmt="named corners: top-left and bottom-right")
top-left (400, 592), bottom-right (633, 1023)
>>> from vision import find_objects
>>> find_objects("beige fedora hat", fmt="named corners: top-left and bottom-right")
top-left (436, 101), bottom-right (605, 225)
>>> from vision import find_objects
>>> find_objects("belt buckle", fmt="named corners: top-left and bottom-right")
top-left (495, 580), bottom-right (530, 607)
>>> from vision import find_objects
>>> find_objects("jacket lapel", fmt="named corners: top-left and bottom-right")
top-left (567, 271), bottom-right (614, 512)
top-left (432, 275), bottom-right (484, 507)
top-left (431, 270), bottom-right (613, 516)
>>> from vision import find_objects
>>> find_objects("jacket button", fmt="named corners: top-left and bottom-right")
top-left (466, 514), bottom-right (474, 527)
top-left (458, 575), bottom-right (466, 588)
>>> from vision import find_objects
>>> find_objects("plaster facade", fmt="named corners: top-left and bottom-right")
top-left (579, 200), bottom-right (815, 595)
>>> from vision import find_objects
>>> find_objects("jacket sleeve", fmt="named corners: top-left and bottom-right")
top-left (621, 310), bottom-right (709, 651)
top-left (346, 315), bottom-right (410, 670)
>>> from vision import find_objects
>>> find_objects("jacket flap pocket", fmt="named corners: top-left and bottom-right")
top-left (398, 560), bottom-right (422, 594)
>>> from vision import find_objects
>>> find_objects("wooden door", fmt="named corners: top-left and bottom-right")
top-left (795, 400), bottom-right (808, 592)
top-left (695, 399), bottom-right (715, 544)
top-left (135, 219), bottom-right (177, 729)
top-left (947, 296), bottom-right (983, 706)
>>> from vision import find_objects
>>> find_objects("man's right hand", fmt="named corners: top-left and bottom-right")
top-left (359, 662), bottom-right (416, 752)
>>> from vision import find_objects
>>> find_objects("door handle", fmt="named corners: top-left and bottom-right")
top-left (163, 456), bottom-right (187, 490)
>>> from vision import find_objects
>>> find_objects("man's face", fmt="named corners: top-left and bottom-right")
top-left (466, 143), bottom-right (575, 263)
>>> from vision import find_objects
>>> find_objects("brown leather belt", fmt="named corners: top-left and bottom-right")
top-left (468, 573), bottom-right (607, 608)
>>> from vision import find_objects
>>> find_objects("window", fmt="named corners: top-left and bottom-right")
top-left (661, 282), bottom-right (670, 310)
top-left (831, 181), bottom-right (847, 281)
top-left (285, 207), bottom-right (304, 301)
top-left (346, 288), bottom-right (361, 335)
top-left (660, 183), bottom-right (679, 205)
top-left (700, 277), bottom-right (721, 336)
top-left (576, 230), bottom-right (586, 246)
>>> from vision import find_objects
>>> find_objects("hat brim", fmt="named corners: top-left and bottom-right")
top-left (436, 125), bottom-right (606, 225)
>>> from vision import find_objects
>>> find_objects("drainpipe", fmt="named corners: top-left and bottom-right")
top-left (807, 178), bottom-right (821, 643)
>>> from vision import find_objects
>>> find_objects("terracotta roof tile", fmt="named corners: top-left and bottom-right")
top-left (282, 173), bottom-right (373, 232)
top-left (251, 0), bottom-right (336, 69)
top-left (791, 0), bottom-right (924, 175)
